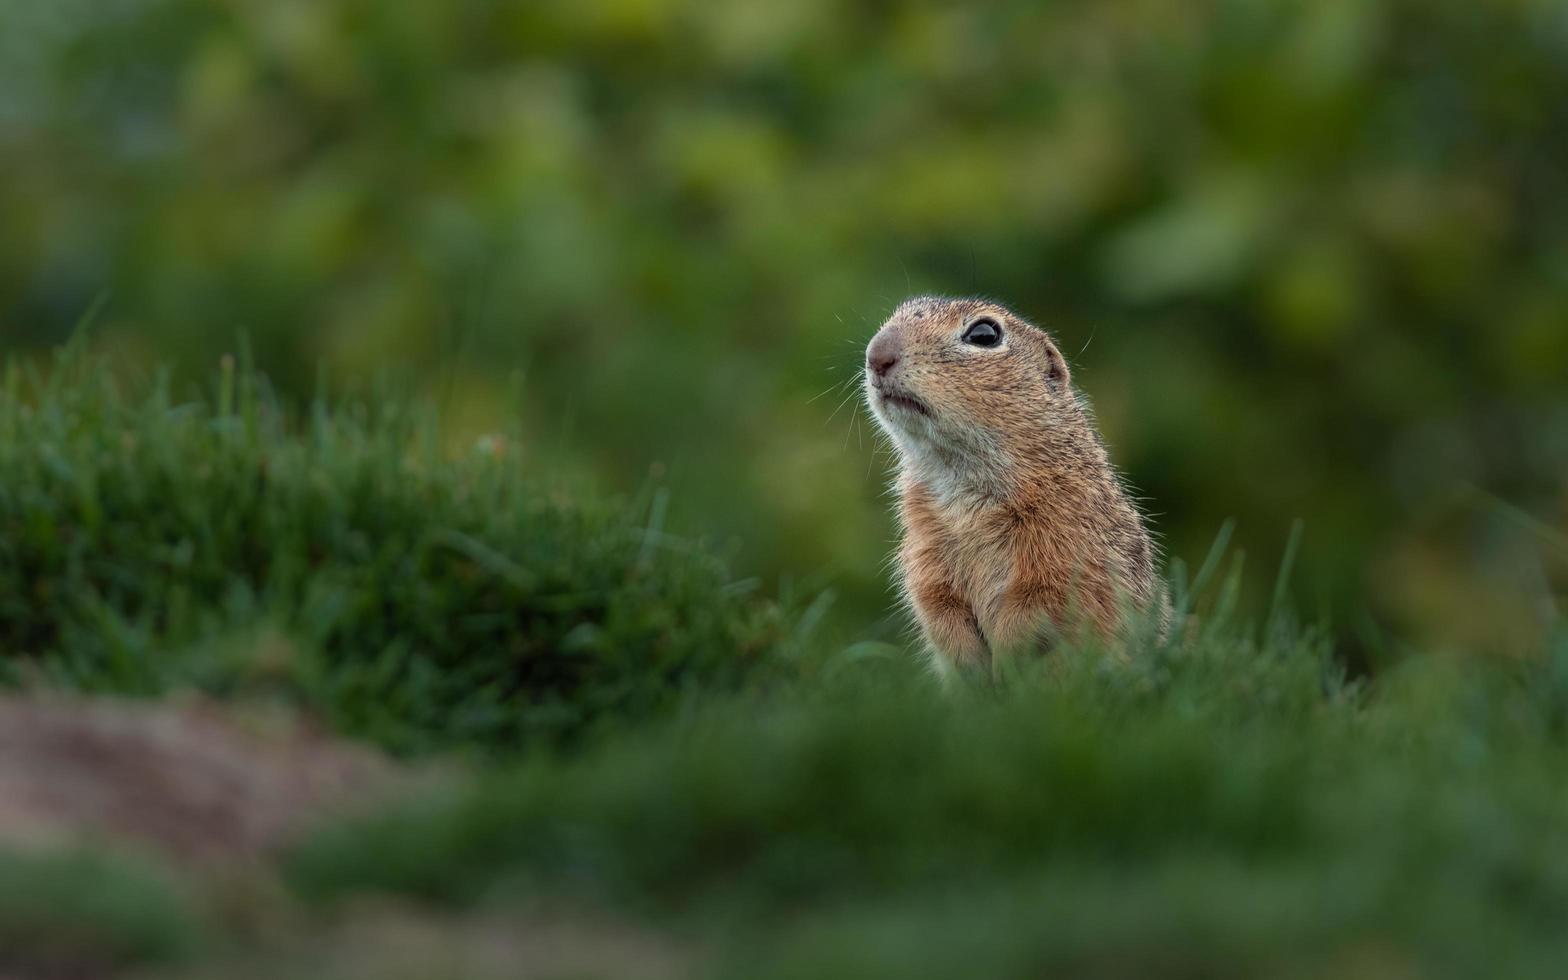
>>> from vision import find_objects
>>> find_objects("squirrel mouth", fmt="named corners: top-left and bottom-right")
top-left (878, 391), bottom-right (931, 418)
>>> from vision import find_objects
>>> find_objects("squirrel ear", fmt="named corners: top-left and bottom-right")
top-left (1043, 343), bottom-right (1070, 390)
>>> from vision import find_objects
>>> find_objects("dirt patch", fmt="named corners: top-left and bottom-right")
top-left (0, 697), bottom-right (703, 980)
top-left (0, 696), bottom-right (401, 864)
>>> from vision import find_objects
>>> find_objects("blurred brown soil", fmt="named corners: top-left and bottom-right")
top-left (0, 697), bottom-right (698, 980)
top-left (0, 695), bottom-right (399, 863)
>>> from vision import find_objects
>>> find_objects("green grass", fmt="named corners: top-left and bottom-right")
top-left (0, 349), bottom-right (788, 753)
top-left (283, 634), bottom-right (1568, 978)
top-left (3, 353), bottom-right (1567, 978)
top-left (0, 849), bottom-right (201, 974)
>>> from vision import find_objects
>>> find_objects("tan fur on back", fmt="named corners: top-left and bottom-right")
top-left (864, 296), bottom-right (1161, 674)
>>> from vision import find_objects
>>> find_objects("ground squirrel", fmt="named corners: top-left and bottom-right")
top-left (863, 296), bottom-right (1162, 674)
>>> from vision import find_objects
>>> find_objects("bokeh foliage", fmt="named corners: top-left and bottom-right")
top-left (2, 0), bottom-right (1565, 650)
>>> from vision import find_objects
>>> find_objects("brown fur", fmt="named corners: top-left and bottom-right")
top-left (863, 296), bottom-right (1161, 675)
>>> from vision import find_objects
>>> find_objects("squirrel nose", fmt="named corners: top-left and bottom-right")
top-left (866, 332), bottom-right (901, 379)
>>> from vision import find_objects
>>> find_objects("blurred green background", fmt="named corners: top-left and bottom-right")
top-left (2, 0), bottom-right (1564, 656)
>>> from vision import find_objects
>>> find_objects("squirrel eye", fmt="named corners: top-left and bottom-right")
top-left (961, 317), bottom-right (1003, 348)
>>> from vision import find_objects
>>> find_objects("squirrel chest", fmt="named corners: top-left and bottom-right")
top-left (900, 483), bottom-right (1019, 635)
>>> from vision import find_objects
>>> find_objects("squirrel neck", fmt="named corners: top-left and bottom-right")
top-left (899, 407), bottom-right (1115, 518)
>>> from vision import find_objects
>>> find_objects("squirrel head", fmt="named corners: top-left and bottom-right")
top-left (864, 296), bottom-right (1082, 499)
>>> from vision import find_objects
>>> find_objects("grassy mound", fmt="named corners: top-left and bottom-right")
top-left (0, 352), bottom-right (786, 752)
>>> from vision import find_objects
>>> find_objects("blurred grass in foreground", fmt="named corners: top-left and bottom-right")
top-left (284, 634), bottom-right (1568, 979)
top-left (0, 849), bottom-right (200, 975)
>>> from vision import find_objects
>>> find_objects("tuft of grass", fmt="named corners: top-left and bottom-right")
top-left (0, 350), bottom-right (788, 753)
top-left (0, 848), bottom-right (201, 974)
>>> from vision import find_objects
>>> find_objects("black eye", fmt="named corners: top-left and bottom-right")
top-left (961, 317), bottom-right (1003, 348)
